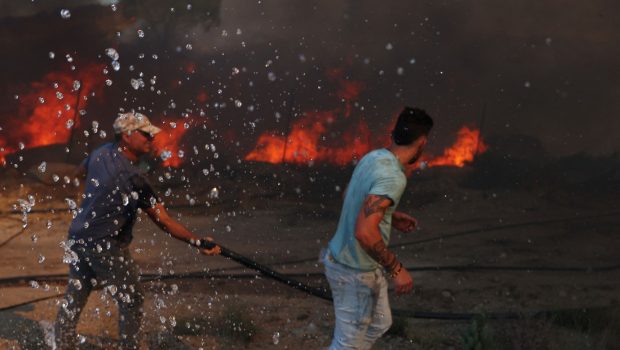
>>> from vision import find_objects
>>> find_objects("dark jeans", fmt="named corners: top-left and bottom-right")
top-left (55, 239), bottom-right (144, 349)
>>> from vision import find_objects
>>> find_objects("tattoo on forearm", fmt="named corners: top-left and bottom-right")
top-left (363, 196), bottom-right (392, 218)
top-left (364, 239), bottom-right (400, 273)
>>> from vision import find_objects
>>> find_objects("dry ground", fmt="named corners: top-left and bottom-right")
top-left (0, 164), bottom-right (619, 349)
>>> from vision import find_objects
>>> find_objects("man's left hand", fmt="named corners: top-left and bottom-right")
top-left (392, 212), bottom-right (417, 233)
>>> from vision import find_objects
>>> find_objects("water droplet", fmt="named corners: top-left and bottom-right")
top-left (385, 42), bottom-right (393, 50)
top-left (105, 48), bottom-right (119, 61)
top-left (73, 80), bottom-right (81, 90)
top-left (38, 161), bottom-right (47, 173)
top-left (18, 142), bottom-right (25, 150)
top-left (232, 67), bottom-right (240, 75)
top-left (272, 331), bottom-right (280, 345)
top-left (111, 60), bottom-right (120, 71)
top-left (396, 67), bottom-right (404, 75)
top-left (185, 43), bottom-right (193, 51)
top-left (105, 79), bottom-right (113, 86)
top-left (56, 91), bottom-right (64, 100)
top-left (38, 254), bottom-right (46, 263)
top-left (111, 4), bottom-right (117, 11)
top-left (60, 9), bottom-right (71, 19)
top-left (169, 122), bottom-right (177, 129)
top-left (66, 119), bottom-right (74, 129)
top-left (209, 187), bottom-right (219, 199)
top-left (160, 150), bottom-right (172, 161)
top-left (234, 100), bottom-right (242, 108)
top-left (130, 78), bottom-right (144, 90)
top-left (30, 280), bottom-right (40, 288)
top-left (524, 81), bottom-right (531, 88)
top-left (267, 72), bottom-right (277, 82)
top-left (137, 29), bottom-right (145, 38)
top-left (177, 150), bottom-right (184, 158)
top-left (121, 193), bottom-right (129, 206)
top-left (73, 279), bottom-right (83, 290)
top-left (225, 225), bottom-right (231, 232)
top-left (65, 198), bottom-right (77, 210)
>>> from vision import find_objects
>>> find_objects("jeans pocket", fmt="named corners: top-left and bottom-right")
top-left (354, 288), bottom-right (373, 325)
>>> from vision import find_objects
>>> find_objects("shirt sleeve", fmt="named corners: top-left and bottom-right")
top-left (368, 167), bottom-right (406, 206)
top-left (129, 174), bottom-right (160, 209)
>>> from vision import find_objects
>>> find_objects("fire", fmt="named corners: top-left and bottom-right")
top-left (151, 118), bottom-right (195, 168)
top-left (245, 111), bottom-right (372, 166)
top-left (245, 68), bottom-right (371, 166)
top-left (426, 126), bottom-right (488, 168)
top-left (245, 120), bottom-right (487, 168)
top-left (0, 64), bottom-right (105, 164)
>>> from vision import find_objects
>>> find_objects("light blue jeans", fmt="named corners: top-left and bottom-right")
top-left (322, 250), bottom-right (392, 350)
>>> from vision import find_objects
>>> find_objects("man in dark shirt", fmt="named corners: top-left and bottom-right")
top-left (54, 112), bottom-right (220, 349)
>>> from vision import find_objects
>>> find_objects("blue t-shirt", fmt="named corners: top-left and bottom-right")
top-left (328, 148), bottom-right (406, 270)
top-left (68, 143), bottom-right (158, 246)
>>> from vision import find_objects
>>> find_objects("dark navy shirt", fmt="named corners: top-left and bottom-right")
top-left (68, 143), bottom-right (158, 246)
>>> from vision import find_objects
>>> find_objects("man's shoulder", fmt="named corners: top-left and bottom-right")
top-left (89, 143), bottom-right (116, 158)
top-left (360, 149), bottom-right (400, 171)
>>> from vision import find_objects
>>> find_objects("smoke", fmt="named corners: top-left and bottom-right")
top-left (1, 0), bottom-right (619, 159)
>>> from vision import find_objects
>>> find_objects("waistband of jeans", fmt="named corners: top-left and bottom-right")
top-left (324, 249), bottom-right (381, 273)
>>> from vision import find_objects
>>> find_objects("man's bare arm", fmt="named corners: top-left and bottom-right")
top-left (145, 203), bottom-right (220, 254)
top-left (354, 195), bottom-right (400, 274)
top-left (355, 194), bottom-right (413, 294)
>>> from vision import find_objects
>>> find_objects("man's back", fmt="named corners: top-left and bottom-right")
top-left (328, 148), bottom-right (406, 271)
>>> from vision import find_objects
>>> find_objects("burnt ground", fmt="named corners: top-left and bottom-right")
top-left (0, 159), bottom-right (619, 350)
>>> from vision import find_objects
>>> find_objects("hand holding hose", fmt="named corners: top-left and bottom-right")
top-left (199, 236), bottom-right (221, 255)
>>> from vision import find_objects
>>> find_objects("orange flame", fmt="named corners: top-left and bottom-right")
top-left (427, 126), bottom-right (488, 167)
top-left (245, 69), bottom-right (370, 166)
top-left (152, 118), bottom-right (198, 168)
top-left (245, 111), bottom-right (372, 166)
top-left (1, 64), bottom-right (105, 164)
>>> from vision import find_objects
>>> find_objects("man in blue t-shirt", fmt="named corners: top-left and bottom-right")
top-left (323, 107), bottom-right (433, 349)
top-left (55, 112), bottom-right (220, 349)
